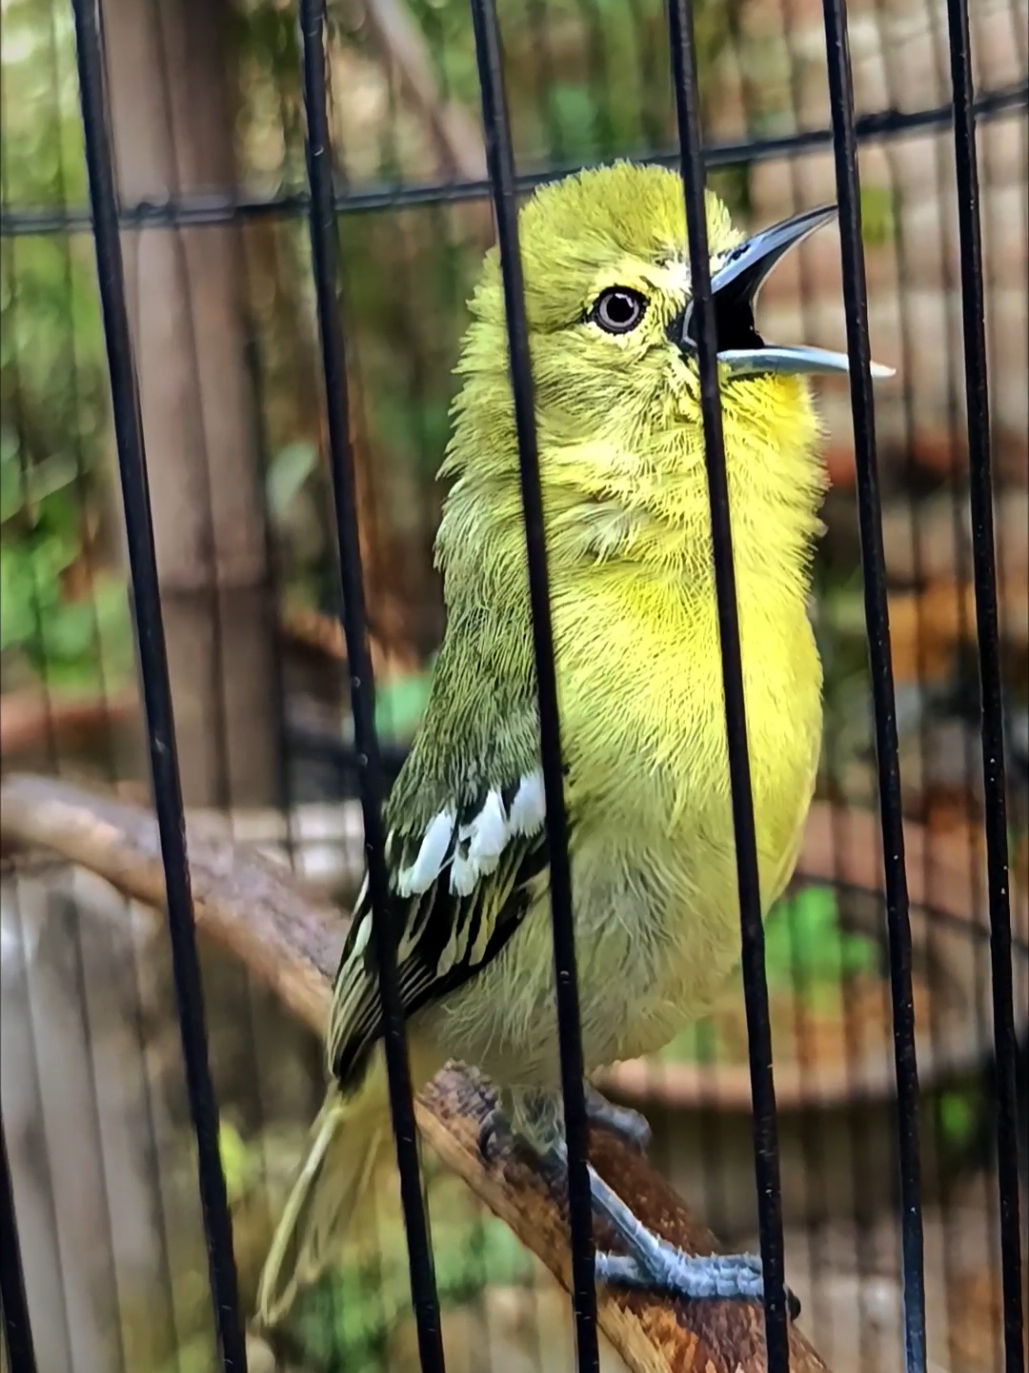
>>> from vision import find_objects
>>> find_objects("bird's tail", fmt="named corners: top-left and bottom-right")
top-left (255, 1048), bottom-right (395, 1332)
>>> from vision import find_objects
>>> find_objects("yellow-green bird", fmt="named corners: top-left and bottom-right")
top-left (256, 160), bottom-right (892, 1327)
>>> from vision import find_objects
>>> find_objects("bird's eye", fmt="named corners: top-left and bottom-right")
top-left (591, 287), bottom-right (647, 335)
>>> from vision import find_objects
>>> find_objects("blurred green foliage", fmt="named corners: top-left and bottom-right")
top-left (134, 1122), bottom-right (537, 1373)
top-left (288, 1185), bottom-right (535, 1372)
top-left (810, 562), bottom-right (877, 799)
top-left (0, 0), bottom-right (87, 206)
top-left (3, 0), bottom-right (750, 687)
top-left (936, 1086), bottom-right (984, 1151)
top-left (406, 0), bottom-right (740, 165)
top-left (859, 184), bottom-right (897, 248)
top-left (373, 657), bottom-right (437, 739)
top-left (0, 344), bottom-right (133, 693)
top-left (765, 882), bottom-right (878, 1000)
top-left (0, 0), bottom-right (132, 693)
top-left (659, 884), bottom-right (879, 1065)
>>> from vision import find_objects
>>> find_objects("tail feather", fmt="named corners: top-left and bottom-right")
top-left (256, 1059), bottom-right (391, 1331)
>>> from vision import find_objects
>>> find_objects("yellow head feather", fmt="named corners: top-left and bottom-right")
top-left (438, 160), bottom-right (826, 595)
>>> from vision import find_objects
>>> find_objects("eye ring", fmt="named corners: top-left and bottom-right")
top-left (591, 286), bottom-right (648, 335)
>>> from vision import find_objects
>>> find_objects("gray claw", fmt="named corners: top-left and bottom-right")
top-left (585, 1086), bottom-right (652, 1154)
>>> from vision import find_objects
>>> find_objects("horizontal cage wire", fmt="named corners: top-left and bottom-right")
top-left (0, 84), bottom-right (1024, 236)
top-left (0, 0), bottom-right (1025, 1372)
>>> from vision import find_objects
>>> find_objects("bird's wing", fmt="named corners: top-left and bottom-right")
top-left (327, 770), bottom-right (551, 1086)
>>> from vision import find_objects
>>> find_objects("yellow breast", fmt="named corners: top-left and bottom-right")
top-left (553, 564), bottom-right (821, 868)
top-left (428, 557), bottom-right (823, 1087)
top-left (551, 566), bottom-right (823, 1063)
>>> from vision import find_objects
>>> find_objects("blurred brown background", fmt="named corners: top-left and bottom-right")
top-left (1, 0), bottom-right (1026, 1370)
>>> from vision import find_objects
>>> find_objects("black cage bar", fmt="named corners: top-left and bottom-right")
top-left (0, 1112), bottom-right (36, 1373)
top-left (295, 2), bottom-right (446, 1368)
top-left (945, 3), bottom-right (1026, 1371)
top-left (666, 0), bottom-right (792, 1362)
top-left (466, 4), bottom-right (601, 1370)
top-left (0, 0), bottom-right (1025, 1371)
top-left (67, 0), bottom-right (249, 1368)
top-left (820, 0), bottom-right (928, 1365)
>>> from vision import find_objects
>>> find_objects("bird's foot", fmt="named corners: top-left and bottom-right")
top-left (585, 1085), bottom-right (651, 1155)
top-left (549, 1141), bottom-right (800, 1317)
top-left (478, 1102), bottom-right (548, 1175)
top-left (478, 1107), bottom-right (511, 1163)
top-left (595, 1247), bottom-right (768, 1302)
top-left (482, 1084), bottom-right (648, 1164)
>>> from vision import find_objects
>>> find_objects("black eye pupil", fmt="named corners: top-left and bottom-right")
top-left (594, 288), bottom-right (645, 333)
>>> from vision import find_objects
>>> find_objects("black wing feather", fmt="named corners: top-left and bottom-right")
top-left (328, 793), bottom-right (550, 1087)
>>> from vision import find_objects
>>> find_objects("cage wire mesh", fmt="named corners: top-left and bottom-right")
top-left (0, 0), bottom-right (1027, 1370)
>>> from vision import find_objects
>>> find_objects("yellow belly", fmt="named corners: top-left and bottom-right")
top-left (428, 602), bottom-right (822, 1089)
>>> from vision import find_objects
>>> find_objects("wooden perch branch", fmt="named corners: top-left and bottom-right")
top-left (0, 773), bottom-right (830, 1373)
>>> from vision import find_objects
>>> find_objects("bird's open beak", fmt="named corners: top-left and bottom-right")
top-left (679, 204), bottom-right (895, 380)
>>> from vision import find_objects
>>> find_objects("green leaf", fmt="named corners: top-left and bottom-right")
top-left (0, 542), bottom-right (41, 648)
top-left (218, 1121), bottom-right (257, 1206)
top-left (267, 440), bottom-right (319, 521)
top-left (39, 597), bottom-right (98, 661)
top-left (0, 430), bottom-right (24, 523)
top-left (547, 84), bottom-right (605, 161)
top-left (764, 884), bottom-right (877, 995)
top-left (24, 451), bottom-right (80, 509)
top-left (287, 1165), bottom-right (536, 1369)
top-left (374, 663), bottom-right (435, 740)
top-left (938, 1089), bottom-right (981, 1148)
top-left (860, 185), bottom-right (896, 248)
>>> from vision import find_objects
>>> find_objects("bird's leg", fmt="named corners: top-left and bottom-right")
top-left (477, 1095), bottom-right (796, 1313)
top-left (548, 1140), bottom-right (799, 1315)
top-left (584, 1084), bottom-right (651, 1154)
top-left (477, 1086), bottom-right (561, 1174)
top-left (480, 1084), bottom-right (650, 1161)
top-left (586, 1158), bottom-right (768, 1303)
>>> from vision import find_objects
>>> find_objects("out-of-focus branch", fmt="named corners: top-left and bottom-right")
top-left (0, 772), bottom-right (832, 1373)
top-left (0, 602), bottom-right (401, 763)
top-left (0, 686), bottom-right (138, 759)
top-left (359, 0), bottom-right (486, 180)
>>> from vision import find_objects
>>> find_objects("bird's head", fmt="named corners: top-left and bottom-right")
top-left (440, 161), bottom-right (891, 579)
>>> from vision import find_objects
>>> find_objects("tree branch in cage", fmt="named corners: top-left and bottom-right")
top-left (0, 772), bottom-right (833, 1373)
top-left (356, 0), bottom-right (486, 181)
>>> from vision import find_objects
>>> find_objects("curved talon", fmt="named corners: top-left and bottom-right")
top-left (585, 1087), bottom-right (652, 1154)
top-left (478, 1113), bottom-right (503, 1163)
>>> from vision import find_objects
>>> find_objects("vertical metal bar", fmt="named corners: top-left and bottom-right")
top-left (68, 3), bottom-right (248, 1369)
top-left (465, 4), bottom-right (601, 1370)
top-left (0, 1113), bottom-right (37, 1373)
top-left (664, 5), bottom-right (790, 1370)
top-left (945, 4), bottom-right (1026, 1369)
top-left (294, 4), bottom-right (446, 1370)
top-left (819, 1), bottom-right (928, 1368)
